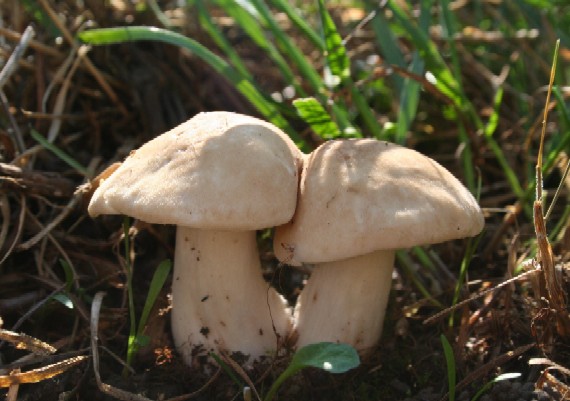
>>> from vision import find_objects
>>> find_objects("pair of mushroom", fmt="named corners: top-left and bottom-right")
top-left (88, 111), bottom-right (483, 367)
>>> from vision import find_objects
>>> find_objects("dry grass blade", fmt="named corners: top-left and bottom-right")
top-left (0, 194), bottom-right (25, 265)
top-left (531, 358), bottom-right (570, 398)
top-left (37, 0), bottom-right (128, 117)
top-left (0, 162), bottom-right (76, 197)
top-left (0, 25), bottom-right (34, 90)
top-left (533, 39), bottom-right (570, 338)
top-left (423, 265), bottom-right (539, 325)
top-left (163, 368), bottom-right (222, 401)
top-left (0, 25), bottom-right (34, 153)
top-left (0, 329), bottom-right (57, 355)
top-left (0, 355), bottom-right (88, 387)
top-left (17, 190), bottom-right (84, 251)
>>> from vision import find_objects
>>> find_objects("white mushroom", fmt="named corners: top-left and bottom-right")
top-left (89, 111), bottom-right (303, 366)
top-left (274, 138), bottom-right (484, 355)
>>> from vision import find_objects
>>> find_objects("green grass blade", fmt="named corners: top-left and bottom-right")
top-left (457, 123), bottom-right (476, 193)
top-left (395, 0), bottom-right (431, 144)
top-left (483, 87), bottom-right (504, 138)
top-left (317, 0), bottom-right (381, 136)
top-left (209, 352), bottom-right (244, 388)
top-left (136, 260), bottom-right (172, 336)
top-left (395, 53), bottom-right (423, 144)
top-left (396, 251), bottom-right (443, 308)
top-left (30, 129), bottom-right (91, 178)
top-left (216, 0), bottom-right (306, 96)
top-left (487, 136), bottom-right (524, 198)
top-left (449, 232), bottom-right (483, 327)
top-left (543, 86), bottom-right (570, 173)
top-left (247, 0), bottom-right (324, 94)
top-left (270, 0), bottom-right (324, 50)
top-left (195, 0), bottom-right (253, 80)
top-left (441, 334), bottom-right (457, 401)
top-left (387, 0), bottom-right (462, 108)
top-left (293, 97), bottom-right (341, 139)
top-left (146, 0), bottom-right (174, 28)
top-left (317, 0), bottom-right (349, 82)
top-left (78, 26), bottom-right (304, 145)
top-left (123, 217), bottom-right (137, 374)
top-left (369, 9), bottom-right (405, 94)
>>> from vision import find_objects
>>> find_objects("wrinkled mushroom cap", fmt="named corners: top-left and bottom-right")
top-left (89, 111), bottom-right (303, 230)
top-left (274, 139), bottom-right (484, 265)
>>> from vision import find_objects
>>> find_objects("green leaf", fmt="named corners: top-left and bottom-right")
top-left (293, 97), bottom-right (341, 139)
top-left (264, 343), bottom-right (360, 401)
top-left (30, 129), bottom-right (91, 177)
top-left (317, 0), bottom-right (350, 85)
top-left (484, 87), bottom-right (504, 138)
top-left (135, 334), bottom-right (151, 348)
top-left (290, 342), bottom-right (360, 373)
top-left (52, 293), bottom-right (74, 309)
top-left (59, 259), bottom-right (75, 292)
top-left (136, 259), bottom-right (172, 336)
top-left (441, 334), bottom-right (457, 401)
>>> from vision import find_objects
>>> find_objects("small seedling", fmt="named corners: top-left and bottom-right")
top-left (263, 342), bottom-right (360, 401)
top-left (122, 217), bottom-right (172, 373)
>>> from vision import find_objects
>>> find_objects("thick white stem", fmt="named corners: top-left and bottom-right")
top-left (171, 227), bottom-right (292, 366)
top-left (293, 250), bottom-right (394, 355)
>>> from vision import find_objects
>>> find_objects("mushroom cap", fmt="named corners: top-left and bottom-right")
top-left (88, 111), bottom-right (303, 230)
top-left (274, 139), bottom-right (484, 265)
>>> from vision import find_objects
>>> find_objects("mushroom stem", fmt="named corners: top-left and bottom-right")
top-left (171, 227), bottom-right (292, 365)
top-left (293, 249), bottom-right (394, 354)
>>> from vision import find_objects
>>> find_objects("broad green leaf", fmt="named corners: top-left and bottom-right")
top-left (293, 97), bottom-right (341, 139)
top-left (264, 343), bottom-right (359, 401)
top-left (290, 342), bottom-right (360, 373)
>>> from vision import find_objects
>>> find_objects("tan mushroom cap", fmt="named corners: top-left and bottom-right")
top-left (274, 139), bottom-right (484, 265)
top-left (89, 111), bottom-right (303, 230)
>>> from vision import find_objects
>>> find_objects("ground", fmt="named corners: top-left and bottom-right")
top-left (1, 1), bottom-right (570, 401)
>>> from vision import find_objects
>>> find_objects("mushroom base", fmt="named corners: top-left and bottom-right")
top-left (292, 249), bottom-right (395, 355)
top-left (171, 227), bottom-right (293, 367)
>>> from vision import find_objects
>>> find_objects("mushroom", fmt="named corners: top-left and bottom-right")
top-left (88, 111), bottom-right (303, 366)
top-left (274, 138), bottom-right (484, 354)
